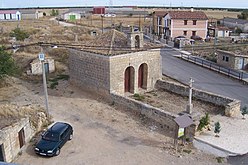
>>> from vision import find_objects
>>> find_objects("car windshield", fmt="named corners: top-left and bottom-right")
top-left (42, 131), bottom-right (59, 141)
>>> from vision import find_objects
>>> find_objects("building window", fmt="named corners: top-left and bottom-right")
top-left (226, 57), bottom-right (229, 62)
top-left (222, 56), bottom-right (229, 62)
top-left (192, 31), bottom-right (196, 36)
top-left (184, 20), bottom-right (188, 25)
top-left (183, 31), bottom-right (187, 36)
top-left (193, 20), bottom-right (197, 25)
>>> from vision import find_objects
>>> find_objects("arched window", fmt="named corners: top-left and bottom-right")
top-left (135, 35), bottom-right (140, 48)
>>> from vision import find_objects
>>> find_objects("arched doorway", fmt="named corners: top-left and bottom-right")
top-left (124, 66), bottom-right (135, 93)
top-left (135, 35), bottom-right (140, 48)
top-left (138, 63), bottom-right (148, 89)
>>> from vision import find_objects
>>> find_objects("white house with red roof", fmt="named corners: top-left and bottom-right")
top-left (0, 10), bottom-right (21, 21)
top-left (164, 9), bottom-right (208, 40)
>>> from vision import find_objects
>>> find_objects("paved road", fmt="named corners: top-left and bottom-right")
top-left (180, 55), bottom-right (248, 79)
top-left (161, 48), bottom-right (248, 106)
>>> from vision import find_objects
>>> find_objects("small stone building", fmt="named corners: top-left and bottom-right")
top-left (0, 10), bottom-right (21, 21)
top-left (69, 29), bottom-right (162, 97)
top-left (217, 49), bottom-right (248, 70)
top-left (0, 118), bottom-right (35, 163)
top-left (19, 9), bottom-right (43, 20)
top-left (62, 11), bottom-right (81, 21)
top-left (29, 58), bottom-right (55, 75)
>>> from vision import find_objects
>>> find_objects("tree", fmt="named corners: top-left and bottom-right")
top-left (238, 11), bottom-right (248, 20)
top-left (10, 27), bottom-right (29, 41)
top-left (235, 27), bottom-right (243, 34)
top-left (197, 113), bottom-right (210, 131)
top-left (214, 122), bottom-right (221, 137)
top-left (0, 47), bottom-right (18, 79)
top-left (51, 9), bottom-right (59, 16)
top-left (241, 105), bottom-right (248, 119)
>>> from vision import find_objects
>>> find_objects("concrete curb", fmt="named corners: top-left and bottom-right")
top-left (194, 138), bottom-right (239, 157)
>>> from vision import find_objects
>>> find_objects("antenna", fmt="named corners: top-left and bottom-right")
top-left (109, 0), bottom-right (113, 14)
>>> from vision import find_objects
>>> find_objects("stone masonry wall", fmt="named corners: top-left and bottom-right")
top-left (110, 93), bottom-right (196, 139)
top-left (156, 80), bottom-right (241, 117)
top-left (110, 93), bottom-right (178, 131)
top-left (69, 49), bottom-right (111, 96)
top-left (0, 118), bottom-right (35, 163)
top-left (217, 51), bottom-right (236, 69)
top-left (109, 49), bottom-right (162, 95)
top-left (69, 49), bottom-right (162, 96)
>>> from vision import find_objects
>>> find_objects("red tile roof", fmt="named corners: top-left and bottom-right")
top-left (166, 11), bottom-right (208, 20)
top-left (0, 10), bottom-right (18, 14)
top-left (153, 11), bottom-right (168, 17)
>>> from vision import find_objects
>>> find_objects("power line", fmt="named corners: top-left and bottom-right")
top-left (3, 41), bottom-right (248, 53)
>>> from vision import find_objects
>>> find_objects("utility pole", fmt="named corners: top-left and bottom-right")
top-left (101, 15), bottom-right (104, 33)
top-left (186, 77), bottom-right (194, 114)
top-left (39, 47), bottom-right (49, 115)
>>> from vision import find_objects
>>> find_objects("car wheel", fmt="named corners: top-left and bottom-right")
top-left (69, 133), bottom-right (73, 140)
top-left (55, 148), bottom-right (60, 156)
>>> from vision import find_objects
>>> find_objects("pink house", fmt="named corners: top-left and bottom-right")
top-left (164, 10), bottom-right (208, 40)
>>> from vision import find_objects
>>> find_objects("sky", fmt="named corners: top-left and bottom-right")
top-left (0, 0), bottom-right (247, 9)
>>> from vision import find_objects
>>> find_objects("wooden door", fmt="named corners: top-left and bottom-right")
top-left (18, 128), bottom-right (25, 148)
top-left (124, 67), bottom-right (130, 92)
top-left (0, 144), bottom-right (4, 161)
top-left (138, 64), bottom-right (144, 88)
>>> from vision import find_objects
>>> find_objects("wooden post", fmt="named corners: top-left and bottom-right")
top-left (174, 125), bottom-right (179, 151)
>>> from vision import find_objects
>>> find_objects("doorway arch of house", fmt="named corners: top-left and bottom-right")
top-left (124, 66), bottom-right (135, 93)
top-left (138, 63), bottom-right (148, 89)
top-left (124, 63), bottom-right (148, 93)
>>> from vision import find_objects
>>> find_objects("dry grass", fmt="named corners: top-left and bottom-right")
top-left (0, 104), bottom-right (51, 130)
top-left (0, 18), bottom-right (95, 45)
top-left (204, 10), bottom-right (240, 19)
top-left (70, 15), bottom-right (151, 29)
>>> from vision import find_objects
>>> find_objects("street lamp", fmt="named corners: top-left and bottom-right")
top-left (38, 51), bottom-right (49, 115)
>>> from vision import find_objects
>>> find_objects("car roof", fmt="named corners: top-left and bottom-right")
top-left (48, 122), bottom-right (71, 134)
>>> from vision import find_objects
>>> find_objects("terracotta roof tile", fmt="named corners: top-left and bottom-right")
top-left (153, 11), bottom-right (168, 17)
top-left (0, 10), bottom-right (18, 14)
top-left (166, 11), bottom-right (208, 20)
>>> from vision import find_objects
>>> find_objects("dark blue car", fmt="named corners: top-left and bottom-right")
top-left (35, 122), bottom-right (73, 156)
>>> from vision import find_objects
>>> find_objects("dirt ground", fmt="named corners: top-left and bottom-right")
top-left (0, 76), bottom-right (226, 165)
top-left (0, 15), bottom-right (229, 165)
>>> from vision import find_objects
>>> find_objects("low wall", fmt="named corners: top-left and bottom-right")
top-left (111, 93), bottom-right (178, 130)
top-left (156, 80), bottom-right (241, 117)
top-left (110, 93), bottom-right (196, 139)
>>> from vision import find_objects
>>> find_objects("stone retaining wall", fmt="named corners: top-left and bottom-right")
top-left (155, 80), bottom-right (241, 117)
top-left (110, 93), bottom-right (178, 130)
top-left (110, 93), bottom-right (196, 139)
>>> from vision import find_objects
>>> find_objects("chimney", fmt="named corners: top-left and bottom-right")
top-left (191, 7), bottom-right (194, 12)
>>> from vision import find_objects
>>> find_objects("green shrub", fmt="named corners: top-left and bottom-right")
top-left (214, 122), bottom-right (221, 136)
top-left (241, 105), bottom-right (248, 119)
top-left (49, 74), bottom-right (69, 89)
top-left (216, 157), bottom-right (224, 163)
top-left (197, 113), bottom-right (210, 131)
top-left (10, 28), bottom-right (29, 41)
top-left (0, 46), bottom-right (18, 79)
top-left (133, 93), bottom-right (145, 101)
